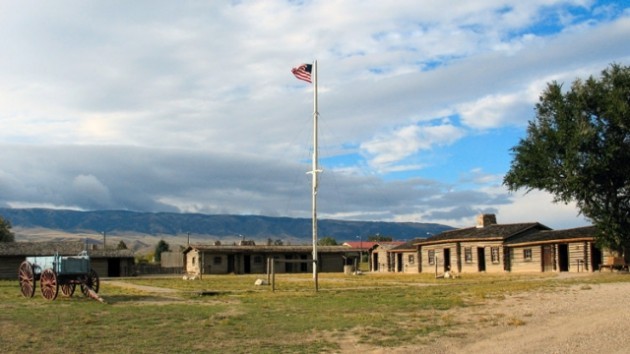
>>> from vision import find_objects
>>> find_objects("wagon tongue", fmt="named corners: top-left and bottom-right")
top-left (84, 285), bottom-right (106, 303)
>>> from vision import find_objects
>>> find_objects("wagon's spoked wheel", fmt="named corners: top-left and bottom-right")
top-left (40, 268), bottom-right (59, 301)
top-left (81, 269), bottom-right (100, 296)
top-left (61, 283), bottom-right (76, 297)
top-left (18, 261), bottom-right (35, 298)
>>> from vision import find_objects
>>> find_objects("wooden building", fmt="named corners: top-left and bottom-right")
top-left (505, 226), bottom-right (599, 272)
top-left (342, 241), bottom-right (377, 270)
top-left (0, 240), bottom-right (135, 279)
top-left (387, 239), bottom-right (423, 273)
top-left (183, 244), bottom-right (359, 276)
top-left (412, 214), bottom-right (602, 274)
top-left (370, 242), bottom-right (406, 272)
top-left (414, 215), bottom-right (549, 274)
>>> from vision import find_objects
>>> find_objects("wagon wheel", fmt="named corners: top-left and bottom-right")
top-left (61, 283), bottom-right (76, 297)
top-left (18, 261), bottom-right (36, 298)
top-left (80, 269), bottom-right (100, 296)
top-left (40, 268), bottom-right (59, 300)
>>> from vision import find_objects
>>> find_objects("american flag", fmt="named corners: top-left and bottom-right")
top-left (291, 63), bottom-right (312, 83)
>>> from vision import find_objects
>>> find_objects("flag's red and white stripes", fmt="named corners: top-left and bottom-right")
top-left (292, 63), bottom-right (312, 83)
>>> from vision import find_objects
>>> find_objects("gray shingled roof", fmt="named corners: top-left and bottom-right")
top-left (371, 241), bottom-right (406, 250)
top-left (185, 244), bottom-right (357, 254)
top-left (414, 223), bottom-right (550, 245)
top-left (505, 226), bottom-right (597, 246)
top-left (0, 241), bottom-right (134, 258)
top-left (390, 238), bottom-right (425, 252)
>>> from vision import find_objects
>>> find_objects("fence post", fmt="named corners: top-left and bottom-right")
top-left (315, 260), bottom-right (318, 292)
top-left (435, 256), bottom-right (439, 278)
top-left (266, 257), bottom-right (271, 284)
top-left (271, 259), bottom-right (275, 292)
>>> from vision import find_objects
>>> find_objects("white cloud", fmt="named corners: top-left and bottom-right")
top-left (409, 185), bottom-right (591, 229)
top-left (460, 168), bottom-right (504, 186)
top-left (0, 1), bottom-right (627, 230)
top-left (6, 202), bottom-right (84, 211)
top-left (458, 92), bottom-right (534, 129)
top-left (496, 189), bottom-right (590, 229)
top-left (360, 121), bottom-right (466, 172)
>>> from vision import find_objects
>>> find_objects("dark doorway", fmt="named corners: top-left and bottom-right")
top-left (373, 253), bottom-right (379, 271)
top-left (397, 253), bottom-right (403, 272)
top-left (443, 248), bottom-right (451, 272)
top-left (591, 244), bottom-right (602, 271)
top-left (542, 245), bottom-right (553, 272)
top-left (285, 254), bottom-right (293, 273)
top-left (558, 244), bottom-right (569, 271)
top-left (244, 255), bottom-right (251, 274)
top-left (300, 255), bottom-right (308, 272)
top-left (504, 247), bottom-right (511, 272)
top-left (477, 248), bottom-right (486, 272)
top-left (227, 255), bottom-right (235, 273)
top-left (107, 258), bottom-right (120, 277)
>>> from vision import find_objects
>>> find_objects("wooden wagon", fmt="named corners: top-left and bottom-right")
top-left (599, 256), bottom-right (628, 272)
top-left (18, 251), bottom-right (100, 301)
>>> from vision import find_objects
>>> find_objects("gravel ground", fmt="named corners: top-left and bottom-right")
top-left (384, 277), bottom-right (630, 354)
top-left (106, 277), bottom-right (630, 353)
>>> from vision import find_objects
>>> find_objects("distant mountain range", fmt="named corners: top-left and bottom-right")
top-left (0, 208), bottom-right (453, 243)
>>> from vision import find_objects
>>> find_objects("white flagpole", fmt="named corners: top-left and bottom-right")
top-left (311, 60), bottom-right (320, 280)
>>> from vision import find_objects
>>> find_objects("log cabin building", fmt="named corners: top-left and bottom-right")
top-left (504, 226), bottom-right (601, 272)
top-left (369, 242), bottom-right (406, 273)
top-left (387, 239), bottom-right (424, 273)
top-left (183, 244), bottom-right (359, 276)
top-left (408, 214), bottom-right (604, 274)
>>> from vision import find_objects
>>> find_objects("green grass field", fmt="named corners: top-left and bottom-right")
top-left (1, 272), bottom-right (627, 353)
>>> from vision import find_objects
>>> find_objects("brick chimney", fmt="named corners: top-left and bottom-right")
top-left (476, 214), bottom-right (497, 228)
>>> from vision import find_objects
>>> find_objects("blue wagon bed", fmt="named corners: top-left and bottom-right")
top-left (18, 251), bottom-right (100, 301)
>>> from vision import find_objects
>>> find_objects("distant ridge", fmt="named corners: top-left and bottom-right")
top-left (0, 208), bottom-right (453, 242)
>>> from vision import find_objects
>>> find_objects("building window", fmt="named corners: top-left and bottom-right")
top-left (524, 249), bottom-right (532, 261)
top-left (491, 247), bottom-right (500, 264)
top-left (213, 256), bottom-right (222, 265)
top-left (464, 248), bottom-right (472, 263)
top-left (408, 255), bottom-right (415, 264)
top-left (428, 250), bottom-right (435, 265)
top-left (192, 257), bottom-right (196, 266)
top-left (253, 256), bottom-right (263, 264)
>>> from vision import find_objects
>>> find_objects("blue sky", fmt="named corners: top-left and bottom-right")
top-left (0, 0), bottom-right (629, 230)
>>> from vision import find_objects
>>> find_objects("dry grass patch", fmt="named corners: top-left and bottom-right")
top-left (506, 316), bottom-right (527, 327)
top-left (1, 273), bottom-right (628, 353)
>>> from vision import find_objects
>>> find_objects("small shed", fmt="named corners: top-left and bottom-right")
top-left (342, 241), bottom-right (378, 270)
top-left (388, 239), bottom-right (423, 273)
top-left (370, 242), bottom-right (406, 272)
top-left (0, 240), bottom-right (135, 279)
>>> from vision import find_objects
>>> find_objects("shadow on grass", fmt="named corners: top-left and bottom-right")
top-left (94, 294), bottom-right (184, 304)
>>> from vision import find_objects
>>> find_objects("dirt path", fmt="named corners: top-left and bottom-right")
top-left (376, 281), bottom-right (630, 354)
top-left (103, 280), bottom-right (180, 294)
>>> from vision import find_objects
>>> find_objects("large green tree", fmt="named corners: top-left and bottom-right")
top-left (318, 237), bottom-right (338, 246)
top-left (0, 216), bottom-right (15, 242)
top-left (154, 239), bottom-right (170, 262)
top-left (367, 234), bottom-right (392, 242)
top-left (504, 64), bottom-right (630, 252)
top-left (117, 240), bottom-right (128, 250)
